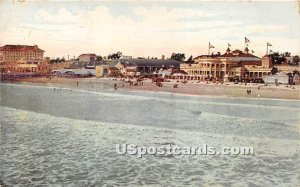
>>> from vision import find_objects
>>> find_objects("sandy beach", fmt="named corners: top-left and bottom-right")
top-left (5, 77), bottom-right (300, 100)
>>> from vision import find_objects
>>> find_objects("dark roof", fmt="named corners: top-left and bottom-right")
top-left (120, 61), bottom-right (137, 67)
top-left (0, 45), bottom-right (44, 52)
top-left (232, 49), bottom-right (243, 53)
top-left (113, 59), bottom-right (181, 68)
top-left (219, 49), bottom-right (261, 63)
top-left (220, 53), bottom-right (259, 58)
top-left (87, 60), bottom-right (109, 67)
top-left (79, 53), bottom-right (97, 57)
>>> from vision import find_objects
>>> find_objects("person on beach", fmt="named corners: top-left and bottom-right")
top-left (114, 83), bottom-right (117, 90)
top-left (76, 81), bottom-right (79, 87)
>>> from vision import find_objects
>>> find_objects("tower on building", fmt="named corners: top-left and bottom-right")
top-left (261, 55), bottom-right (272, 68)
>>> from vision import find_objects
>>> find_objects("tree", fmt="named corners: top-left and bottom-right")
top-left (108, 51), bottom-right (122, 59)
top-left (59, 57), bottom-right (65, 63)
top-left (96, 56), bottom-right (103, 61)
top-left (171, 53), bottom-right (185, 61)
top-left (269, 52), bottom-right (290, 65)
top-left (49, 57), bottom-right (60, 64)
top-left (49, 59), bottom-right (56, 64)
top-left (284, 52), bottom-right (291, 57)
top-left (187, 55), bottom-right (194, 64)
top-left (45, 57), bottom-right (50, 62)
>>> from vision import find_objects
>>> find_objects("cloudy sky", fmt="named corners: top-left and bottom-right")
top-left (0, 1), bottom-right (299, 59)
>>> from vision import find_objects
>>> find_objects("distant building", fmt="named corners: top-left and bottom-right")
top-left (120, 55), bottom-right (133, 59)
top-left (78, 54), bottom-right (97, 62)
top-left (115, 60), bottom-right (138, 76)
top-left (95, 65), bottom-right (110, 78)
top-left (113, 59), bottom-right (180, 76)
top-left (0, 45), bottom-right (44, 63)
top-left (274, 64), bottom-right (300, 74)
top-left (95, 65), bottom-right (122, 77)
top-left (180, 47), bottom-right (272, 82)
top-left (51, 69), bottom-right (95, 77)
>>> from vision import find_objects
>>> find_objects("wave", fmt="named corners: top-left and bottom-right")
top-left (1, 105), bottom-right (299, 186)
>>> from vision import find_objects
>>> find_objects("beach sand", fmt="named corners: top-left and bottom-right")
top-left (6, 77), bottom-right (300, 100)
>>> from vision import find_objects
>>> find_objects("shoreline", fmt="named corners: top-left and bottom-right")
top-left (2, 77), bottom-right (300, 100)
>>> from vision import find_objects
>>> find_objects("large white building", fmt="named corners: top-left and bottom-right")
top-left (180, 47), bottom-right (272, 82)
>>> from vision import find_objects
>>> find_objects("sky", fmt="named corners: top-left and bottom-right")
top-left (0, 0), bottom-right (299, 59)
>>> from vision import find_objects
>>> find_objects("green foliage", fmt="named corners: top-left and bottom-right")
top-left (171, 53), bottom-right (185, 61)
top-left (108, 51), bottom-right (122, 59)
top-left (187, 55), bottom-right (193, 64)
top-left (269, 52), bottom-right (292, 65)
top-left (96, 56), bottom-right (103, 61)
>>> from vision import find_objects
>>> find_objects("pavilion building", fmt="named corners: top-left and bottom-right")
top-left (180, 47), bottom-right (272, 82)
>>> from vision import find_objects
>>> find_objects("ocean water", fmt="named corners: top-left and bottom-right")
top-left (0, 83), bottom-right (299, 186)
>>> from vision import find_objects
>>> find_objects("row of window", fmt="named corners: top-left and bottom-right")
top-left (187, 70), bottom-right (271, 78)
top-left (197, 63), bottom-right (230, 68)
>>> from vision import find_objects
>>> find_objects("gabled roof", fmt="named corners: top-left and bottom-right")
top-left (219, 49), bottom-right (261, 62)
top-left (220, 53), bottom-right (259, 58)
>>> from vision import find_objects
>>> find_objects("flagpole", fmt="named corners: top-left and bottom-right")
top-left (208, 42), bottom-right (210, 56)
top-left (266, 43), bottom-right (268, 55)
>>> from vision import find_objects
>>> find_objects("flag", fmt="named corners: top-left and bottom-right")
top-left (267, 42), bottom-right (272, 46)
top-left (251, 50), bottom-right (255, 54)
top-left (209, 42), bottom-right (215, 49)
top-left (228, 43), bottom-right (231, 47)
top-left (269, 50), bottom-right (273, 53)
top-left (245, 37), bottom-right (250, 43)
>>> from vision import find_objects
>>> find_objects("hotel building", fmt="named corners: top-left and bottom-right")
top-left (180, 47), bottom-right (272, 82)
top-left (0, 45), bottom-right (44, 63)
top-left (0, 45), bottom-right (49, 74)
